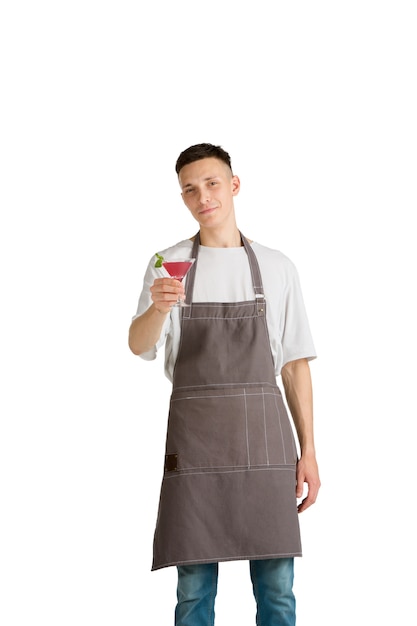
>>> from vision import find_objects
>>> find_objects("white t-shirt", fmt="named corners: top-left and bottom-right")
top-left (133, 239), bottom-right (317, 382)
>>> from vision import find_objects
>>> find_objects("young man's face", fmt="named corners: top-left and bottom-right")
top-left (178, 157), bottom-right (240, 229)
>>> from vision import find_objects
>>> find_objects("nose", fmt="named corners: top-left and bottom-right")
top-left (197, 187), bottom-right (210, 205)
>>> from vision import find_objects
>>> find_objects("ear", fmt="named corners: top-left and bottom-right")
top-left (231, 175), bottom-right (240, 196)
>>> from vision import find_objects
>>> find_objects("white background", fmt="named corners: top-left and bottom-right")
top-left (1, 1), bottom-right (416, 624)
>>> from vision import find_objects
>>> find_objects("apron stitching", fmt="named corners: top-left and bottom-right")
top-left (245, 241), bottom-right (262, 294)
top-left (182, 315), bottom-right (259, 320)
top-left (273, 393), bottom-right (287, 465)
top-left (262, 387), bottom-right (270, 466)
top-left (183, 301), bottom-right (256, 308)
top-left (246, 244), bottom-right (257, 288)
top-left (172, 308), bottom-right (188, 381)
top-left (171, 391), bottom-right (280, 402)
top-left (165, 463), bottom-right (292, 471)
top-left (160, 552), bottom-right (302, 568)
top-left (163, 466), bottom-right (296, 478)
top-left (244, 388), bottom-right (250, 468)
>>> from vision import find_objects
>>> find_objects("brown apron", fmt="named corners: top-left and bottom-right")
top-left (152, 233), bottom-right (301, 570)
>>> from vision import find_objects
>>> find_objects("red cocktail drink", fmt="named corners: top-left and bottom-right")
top-left (162, 261), bottom-right (193, 281)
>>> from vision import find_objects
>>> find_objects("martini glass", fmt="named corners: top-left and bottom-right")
top-left (162, 258), bottom-right (195, 307)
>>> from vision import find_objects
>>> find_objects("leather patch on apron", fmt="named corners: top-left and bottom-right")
top-left (164, 453), bottom-right (178, 472)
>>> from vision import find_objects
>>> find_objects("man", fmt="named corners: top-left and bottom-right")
top-left (129, 143), bottom-right (320, 626)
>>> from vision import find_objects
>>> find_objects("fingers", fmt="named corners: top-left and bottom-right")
top-left (150, 277), bottom-right (184, 311)
top-left (297, 481), bottom-right (320, 513)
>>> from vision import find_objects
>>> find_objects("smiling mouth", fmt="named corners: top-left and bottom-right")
top-left (198, 206), bottom-right (216, 215)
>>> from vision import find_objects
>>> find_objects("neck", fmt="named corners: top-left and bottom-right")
top-left (199, 226), bottom-right (242, 248)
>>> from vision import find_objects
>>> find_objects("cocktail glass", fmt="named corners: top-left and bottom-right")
top-left (162, 258), bottom-right (195, 307)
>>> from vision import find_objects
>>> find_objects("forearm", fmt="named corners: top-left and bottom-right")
top-left (281, 358), bottom-right (316, 455)
top-left (128, 304), bottom-right (168, 355)
top-left (282, 358), bottom-right (320, 510)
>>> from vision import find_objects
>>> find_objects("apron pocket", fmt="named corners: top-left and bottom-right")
top-left (165, 386), bottom-right (297, 471)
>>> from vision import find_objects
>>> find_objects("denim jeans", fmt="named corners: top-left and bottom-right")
top-left (175, 558), bottom-right (295, 626)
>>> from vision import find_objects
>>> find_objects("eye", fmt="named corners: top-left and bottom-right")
top-left (209, 181), bottom-right (218, 186)
top-left (184, 188), bottom-right (194, 194)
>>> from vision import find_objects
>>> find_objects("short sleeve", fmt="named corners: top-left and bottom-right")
top-left (280, 263), bottom-right (317, 367)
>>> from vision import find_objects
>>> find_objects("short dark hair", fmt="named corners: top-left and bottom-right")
top-left (175, 143), bottom-right (232, 175)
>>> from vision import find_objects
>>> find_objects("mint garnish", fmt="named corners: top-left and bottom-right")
top-left (154, 252), bottom-right (164, 268)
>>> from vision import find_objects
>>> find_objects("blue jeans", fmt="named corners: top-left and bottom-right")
top-left (175, 558), bottom-right (295, 626)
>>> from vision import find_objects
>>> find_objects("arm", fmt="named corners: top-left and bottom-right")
top-left (281, 358), bottom-right (321, 513)
top-left (128, 277), bottom-right (184, 355)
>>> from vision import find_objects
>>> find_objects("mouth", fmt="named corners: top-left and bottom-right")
top-left (198, 206), bottom-right (217, 215)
